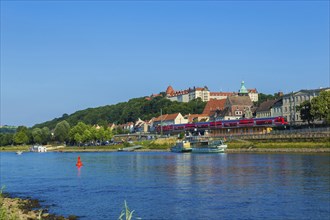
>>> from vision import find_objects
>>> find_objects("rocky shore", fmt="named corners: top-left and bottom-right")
top-left (0, 194), bottom-right (78, 220)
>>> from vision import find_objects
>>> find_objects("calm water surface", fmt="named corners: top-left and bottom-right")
top-left (0, 152), bottom-right (329, 219)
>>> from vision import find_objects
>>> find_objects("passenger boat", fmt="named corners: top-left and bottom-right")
top-left (171, 140), bottom-right (192, 153)
top-left (191, 139), bottom-right (227, 153)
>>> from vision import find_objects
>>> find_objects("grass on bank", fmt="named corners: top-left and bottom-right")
top-left (227, 140), bottom-right (330, 149)
top-left (0, 145), bottom-right (30, 152)
top-left (0, 186), bottom-right (19, 220)
top-left (139, 138), bottom-right (176, 150)
top-left (1, 137), bottom-right (329, 152)
top-left (118, 201), bottom-right (135, 220)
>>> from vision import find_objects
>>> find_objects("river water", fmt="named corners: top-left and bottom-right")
top-left (0, 152), bottom-right (329, 219)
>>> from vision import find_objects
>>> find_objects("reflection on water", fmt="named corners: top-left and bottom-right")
top-left (0, 152), bottom-right (329, 220)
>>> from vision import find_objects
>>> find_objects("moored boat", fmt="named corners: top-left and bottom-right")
top-left (29, 145), bottom-right (47, 152)
top-left (191, 139), bottom-right (227, 153)
top-left (171, 140), bottom-right (192, 153)
top-left (118, 145), bottom-right (143, 152)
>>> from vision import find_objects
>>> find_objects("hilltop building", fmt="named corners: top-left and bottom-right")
top-left (165, 81), bottom-right (258, 103)
top-left (166, 86), bottom-right (210, 102)
top-left (210, 92), bottom-right (235, 100)
top-left (238, 81), bottom-right (258, 102)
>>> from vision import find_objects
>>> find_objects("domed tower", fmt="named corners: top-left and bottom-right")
top-left (166, 85), bottom-right (175, 96)
top-left (238, 81), bottom-right (248, 96)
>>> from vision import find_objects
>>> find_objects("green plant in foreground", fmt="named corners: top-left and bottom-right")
top-left (118, 200), bottom-right (136, 220)
top-left (0, 186), bottom-right (5, 219)
top-left (0, 185), bottom-right (18, 220)
top-left (38, 209), bottom-right (44, 220)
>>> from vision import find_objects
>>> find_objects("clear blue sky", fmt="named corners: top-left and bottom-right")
top-left (1, 1), bottom-right (329, 127)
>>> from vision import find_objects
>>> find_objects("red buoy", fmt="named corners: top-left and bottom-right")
top-left (76, 156), bottom-right (83, 167)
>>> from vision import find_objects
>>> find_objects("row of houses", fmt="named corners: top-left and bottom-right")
top-left (113, 87), bottom-right (329, 133)
top-left (202, 87), bottom-right (329, 125)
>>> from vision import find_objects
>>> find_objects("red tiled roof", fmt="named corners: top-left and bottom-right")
top-left (154, 113), bottom-right (180, 122)
top-left (248, 88), bottom-right (258, 93)
top-left (168, 90), bottom-right (189, 97)
top-left (202, 99), bottom-right (227, 116)
top-left (165, 113), bottom-right (180, 121)
top-left (185, 114), bottom-right (209, 123)
top-left (166, 86), bottom-right (175, 95)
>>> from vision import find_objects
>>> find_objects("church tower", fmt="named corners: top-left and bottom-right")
top-left (238, 81), bottom-right (249, 96)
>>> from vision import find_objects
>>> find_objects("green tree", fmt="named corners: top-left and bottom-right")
top-left (41, 127), bottom-right (51, 144)
top-left (0, 133), bottom-right (14, 146)
top-left (104, 127), bottom-right (113, 141)
top-left (89, 126), bottom-right (98, 142)
top-left (94, 127), bottom-right (104, 142)
top-left (32, 128), bottom-right (43, 144)
top-left (54, 120), bottom-right (70, 143)
top-left (311, 91), bottom-right (330, 124)
top-left (74, 133), bottom-right (83, 146)
top-left (69, 122), bottom-right (89, 145)
top-left (13, 130), bottom-right (29, 145)
top-left (297, 101), bottom-right (314, 125)
top-left (82, 129), bottom-right (92, 143)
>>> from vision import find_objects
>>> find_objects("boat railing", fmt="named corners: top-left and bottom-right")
top-left (186, 136), bottom-right (212, 143)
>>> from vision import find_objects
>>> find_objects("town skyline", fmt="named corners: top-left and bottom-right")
top-left (1, 82), bottom-right (328, 128)
top-left (1, 1), bottom-right (329, 126)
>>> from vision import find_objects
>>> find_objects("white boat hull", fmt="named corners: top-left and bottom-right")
top-left (192, 144), bottom-right (227, 153)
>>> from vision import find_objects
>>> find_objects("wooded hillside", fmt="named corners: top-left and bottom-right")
top-left (33, 96), bottom-right (206, 129)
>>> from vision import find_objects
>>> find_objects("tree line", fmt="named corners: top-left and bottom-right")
top-left (0, 121), bottom-right (114, 147)
top-left (32, 95), bottom-right (206, 130)
top-left (1, 96), bottom-right (206, 146)
top-left (1, 91), bottom-right (328, 146)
